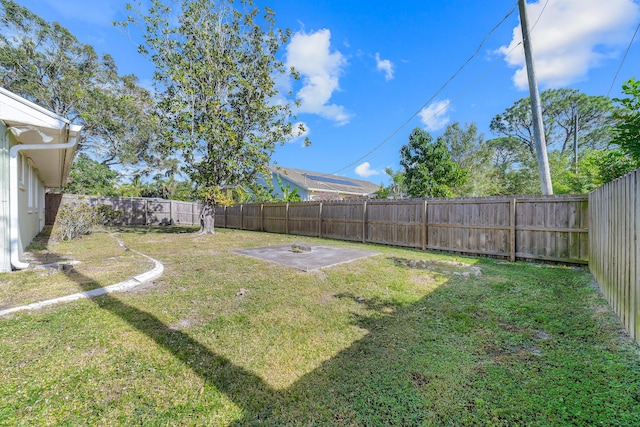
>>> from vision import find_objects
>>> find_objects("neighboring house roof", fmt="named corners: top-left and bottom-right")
top-left (268, 165), bottom-right (381, 198)
top-left (0, 87), bottom-right (82, 187)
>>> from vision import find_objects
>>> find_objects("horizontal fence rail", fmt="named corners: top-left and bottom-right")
top-left (589, 169), bottom-right (639, 344)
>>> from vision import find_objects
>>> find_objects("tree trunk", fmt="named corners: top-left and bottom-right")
top-left (199, 201), bottom-right (216, 234)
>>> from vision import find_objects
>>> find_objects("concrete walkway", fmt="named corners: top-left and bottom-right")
top-left (0, 235), bottom-right (164, 317)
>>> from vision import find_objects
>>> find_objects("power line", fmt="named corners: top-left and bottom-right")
top-left (326, 2), bottom-right (519, 176)
top-left (607, 18), bottom-right (640, 97)
top-left (529, 0), bottom-right (550, 32)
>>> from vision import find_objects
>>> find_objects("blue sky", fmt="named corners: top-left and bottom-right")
top-left (14, 0), bottom-right (640, 185)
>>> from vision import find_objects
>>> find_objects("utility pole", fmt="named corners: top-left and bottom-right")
top-left (518, 0), bottom-right (553, 195)
top-left (573, 114), bottom-right (578, 173)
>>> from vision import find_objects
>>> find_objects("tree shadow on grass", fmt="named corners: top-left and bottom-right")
top-left (20, 232), bottom-right (464, 424)
top-left (88, 288), bottom-right (458, 425)
top-left (110, 225), bottom-right (201, 235)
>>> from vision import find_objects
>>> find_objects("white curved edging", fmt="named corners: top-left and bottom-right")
top-left (0, 234), bottom-right (164, 317)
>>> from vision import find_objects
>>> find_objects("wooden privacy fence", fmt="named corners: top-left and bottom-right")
top-left (45, 194), bottom-right (202, 227)
top-left (215, 195), bottom-right (589, 264)
top-left (47, 193), bottom-right (589, 264)
top-left (589, 169), bottom-right (639, 343)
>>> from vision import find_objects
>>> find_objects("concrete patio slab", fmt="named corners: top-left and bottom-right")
top-left (234, 242), bottom-right (379, 272)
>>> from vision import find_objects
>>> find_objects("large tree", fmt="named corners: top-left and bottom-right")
top-left (400, 128), bottom-right (467, 198)
top-left (62, 154), bottom-right (119, 196)
top-left (0, 0), bottom-right (159, 170)
top-left (490, 88), bottom-right (617, 154)
top-left (437, 122), bottom-right (502, 197)
top-left (484, 136), bottom-right (538, 195)
top-left (121, 0), bottom-right (302, 233)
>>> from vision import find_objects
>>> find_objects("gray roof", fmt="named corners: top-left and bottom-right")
top-left (268, 165), bottom-right (381, 197)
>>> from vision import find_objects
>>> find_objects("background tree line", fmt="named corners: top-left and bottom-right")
top-left (379, 85), bottom-right (640, 199)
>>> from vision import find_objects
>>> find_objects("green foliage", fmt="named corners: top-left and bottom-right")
top-left (612, 77), bottom-right (640, 160)
top-left (482, 137), bottom-right (535, 195)
top-left (541, 149), bottom-right (638, 194)
top-left (490, 88), bottom-right (616, 153)
top-left (275, 175), bottom-right (302, 202)
top-left (231, 186), bottom-right (256, 203)
top-left (52, 201), bottom-right (99, 241)
top-left (400, 127), bottom-right (467, 198)
top-left (488, 89), bottom-right (617, 194)
top-left (376, 167), bottom-right (406, 199)
top-left (120, 0), bottom-right (301, 232)
top-left (197, 186), bottom-right (234, 207)
top-left (115, 176), bottom-right (197, 201)
top-left (590, 149), bottom-right (640, 183)
top-left (374, 185), bottom-right (391, 199)
top-left (115, 175), bottom-right (145, 198)
top-left (146, 179), bottom-right (197, 201)
top-left (439, 122), bottom-right (502, 197)
top-left (95, 204), bottom-right (123, 226)
top-left (62, 154), bottom-right (119, 196)
top-left (246, 174), bottom-right (303, 202)
top-left (53, 200), bottom-right (124, 240)
top-left (0, 0), bottom-right (159, 168)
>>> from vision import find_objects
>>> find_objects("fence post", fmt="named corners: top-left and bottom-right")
top-left (145, 199), bottom-right (149, 225)
top-left (260, 203), bottom-right (264, 232)
top-left (362, 201), bottom-right (367, 243)
top-left (318, 202), bottom-right (323, 238)
top-left (510, 198), bottom-right (517, 262)
top-left (422, 200), bottom-right (428, 251)
top-left (240, 204), bottom-right (244, 230)
top-left (285, 203), bottom-right (289, 235)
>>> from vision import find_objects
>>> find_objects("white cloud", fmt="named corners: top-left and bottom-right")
top-left (288, 121), bottom-right (310, 145)
top-left (375, 53), bottom-right (395, 81)
top-left (498, 0), bottom-right (640, 90)
top-left (355, 162), bottom-right (380, 178)
top-left (286, 29), bottom-right (352, 125)
top-left (419, 100), bottom-right (452, 132)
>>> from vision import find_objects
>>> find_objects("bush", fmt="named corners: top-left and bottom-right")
top-left (53, 201), bottom-right (99, 241)
top-left (95, 204), bottom-right (123, 226)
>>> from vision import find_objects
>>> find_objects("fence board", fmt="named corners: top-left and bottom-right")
top-left (288, 203), bottom-right (321, 237)
top-left (589, 167), bottom-right (640, 344)
top-left (242, 204), bottom-right (262, 231)
top-left (263, 204), bottom-right (287, 234)
top-left (317, 202), bottom-right (362, 242)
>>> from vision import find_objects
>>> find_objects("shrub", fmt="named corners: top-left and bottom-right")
top-left (53, 201), bottom-right (99, 241)
top-left (95, 204), bottom-right (123, 226)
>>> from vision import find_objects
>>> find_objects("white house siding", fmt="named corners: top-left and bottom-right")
top-left (17, 149), bottom-right (46, 257)
top-left (0, 121), bottom-right (9, 272)
top-left (0, 132), bottom-right (47, 272)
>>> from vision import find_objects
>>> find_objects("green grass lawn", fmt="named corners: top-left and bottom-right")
top-left (1, 226), bottom-right (639, 426)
